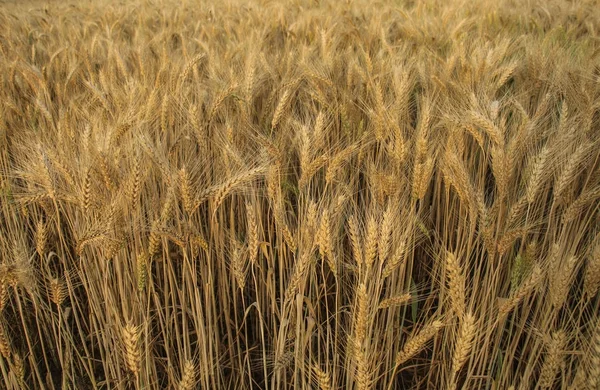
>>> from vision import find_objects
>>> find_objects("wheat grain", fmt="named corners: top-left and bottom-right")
top-left (378, 205), bottom-right (394, 264)
top-left (148, 220), bottom-right (161, 258)
top-left (584, 243), bottom-right (600, 299)
top-left (0, 282), bottom-right (8, 312)
top-left (49, 277), bottom-right (67, 306)
top-left (137, 252), bottom-right (148, 292)
top-left (539, 330), bottom-right (567, 389)
top-left (395, 320), bottom-right (444, 366)
top-left (554, 143), bottom-right (591, 204)
top-left (469, 110), bottom-right (504, 147)
top-left (99, 153), bottom-right (116, 191)
top-left (299, 154), bottom-right (328, 188)
top-left (211, 167), bottom-right (265, 211)
top-left (348, 215), bottom-right (364, 267)
top-left (491, 146), bottom-right (509, 199)
top-left (231, 244), bottom-right (247, 290)
top-left (413, 157), bottom-right (435, 200)
top-left (35, 220), bottom-right (48, 257)
top-left (246, 202), bottom-right (259, 265)
top-left (450, 313), bottom-right (476, 377)
top-left (274, 206), bottom-right (297, 253)
top-left (549, 255), bottom-right (578, 309)
top-left (526, 146), bottom-right (550, 204)
top-left (11, 352), bottom-right (25, 386)
top-left (209, 83), bottom-right (238, 122)
top-left (364, 215), bottom-right (379, 270)
top-left (563, 186), bottom-right (600, 223)
top-left (179, 166), bottom-right (193, 214)
top-left (499, 264), bottom-right (543, 317)
top-left (383, 239), bottom-right (407, 278)
top-left (326, 143), bottom-right (359, 184)
top-left (272, 89), bottom-right (292, 129)
top-left (379, 293), bottom-right (411, 309)
top-left (0, 320), bottom-right (11, 358)
top-left (312, 364), bottom-right (332, 390)
top-left (178, 359), bottom-right (197, 390)
top-left (284, 253), bottom-right (313, 304)
top-left (355, 349), bottom-right (372, 390)
top-left (354, 282), bottom-right (369, 352)
top-left (317, 210), bottom-right (336, 276)
top-left (446, 252), bottom-right (466, 317)
top-left (122, 322), bottom-right (141, 375)
top-left (587, 319), bottom-right (600, 390)
top-left (178, 54), bottom-right (205, 90)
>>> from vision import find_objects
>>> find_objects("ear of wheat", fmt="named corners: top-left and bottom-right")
top-left (395, 320), bottom-right (444, 367)
top-left (1, 2), bottom-right (599, 389)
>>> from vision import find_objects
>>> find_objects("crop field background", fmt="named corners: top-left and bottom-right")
top-left (1, 0), bottom-right (600, 388)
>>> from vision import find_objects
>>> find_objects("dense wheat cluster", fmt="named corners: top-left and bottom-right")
top-left (1, 0), bottom-right (600, 388)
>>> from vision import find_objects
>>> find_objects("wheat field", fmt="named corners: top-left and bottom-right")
top-left (0, 0), bottom-right (599, 388)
